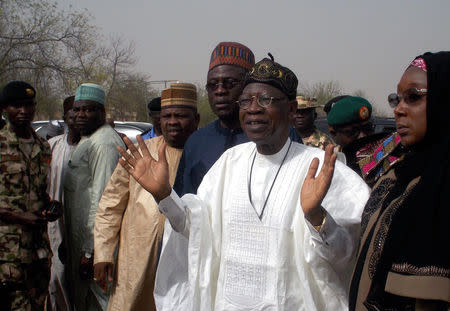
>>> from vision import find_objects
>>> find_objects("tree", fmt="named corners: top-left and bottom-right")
top-left (298, 80), bottom-right (343, 107)
top-left (0, 0), bottom-right (154, 121)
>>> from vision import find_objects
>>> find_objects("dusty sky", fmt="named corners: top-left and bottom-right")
top-left (64, 0), bottom-right (449, 116)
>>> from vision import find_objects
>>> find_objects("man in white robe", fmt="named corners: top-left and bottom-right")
top-left (118, 57), bottom-right (370, 310)
top-left (47, 96), bottom-right (80, 311)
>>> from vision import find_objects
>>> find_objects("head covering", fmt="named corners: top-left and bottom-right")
top-left (351, 52), bottom-right (450, 307)
top-left (327, 96), bottom-right (372, 126)
top-left (147, 97), bottom-right (161, 113)
top-left (75, 83), bottom-right (105, 105)
top-left (296, 96), bottom-right (320, 109)
top-left (0, 81), bottom-right (36, 108)
top-left (161, 83), bottom-right (197, 109)
top-left (63, 96), bottom-right (75, 115)
top-left (243, 54), bottom-right (298, 100)
top-left (209, 42), bottom-right (255, 71)
top-left (323, 95), bottom-right (350, 114)
top-left (409, 57), bottom-right (427, 72)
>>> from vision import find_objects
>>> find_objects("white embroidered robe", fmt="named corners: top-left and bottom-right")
top-left (155, 139), bottom-right (370, 310)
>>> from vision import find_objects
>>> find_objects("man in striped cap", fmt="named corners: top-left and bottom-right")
top-left (173, 42), bottom-right (255, 197)
top-left (93, 83), bottom-right (199, 311)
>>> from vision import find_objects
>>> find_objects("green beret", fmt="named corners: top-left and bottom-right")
top-left (0, 81), bottom-right (36, 108)
top-left (244, 54), bottom-right (298, 100)
top-left (75, 83), bottom-right (105, 105)
top-left (327, 96), bottom-right (372, 126)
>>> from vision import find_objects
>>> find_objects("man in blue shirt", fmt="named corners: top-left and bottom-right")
top-left (141, 97), bottom-right (162, 140)
top-left (174, 43), bottom-right (301, 196)
top-left (173, 42), bottom-right (255, 195)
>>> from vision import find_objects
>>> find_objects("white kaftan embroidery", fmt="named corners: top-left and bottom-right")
top-left (155, 139), bottom-right (370, 310)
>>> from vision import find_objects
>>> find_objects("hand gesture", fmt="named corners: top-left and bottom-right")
top-left (300, 144), bottom-right (337, 225)
top-left (94, 262), bottom-right (113, 292)
top-left (118, 135), bottom-right (171, 202)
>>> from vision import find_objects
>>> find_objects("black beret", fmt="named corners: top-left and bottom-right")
top-left (147, 97), bottom-right (161, 112)
top-left (0, 81), bottom-right (36, 107)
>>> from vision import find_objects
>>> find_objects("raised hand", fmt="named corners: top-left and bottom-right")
top-left (118, 135), bottom-right (171, 202)
top-left (300, 144), bottom-right (337, 226)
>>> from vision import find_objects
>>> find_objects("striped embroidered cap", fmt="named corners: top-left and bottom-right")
top-left (209, 42), bottom-right (255, 71)
top-left (161, 83), bottom-right (197, 109)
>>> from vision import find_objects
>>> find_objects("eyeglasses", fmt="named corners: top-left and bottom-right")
top-left (205, 79), bottom-right (242, 91)
top-left (236, 95), bottom-right (286, 110)
top-left (336, 122), bottom-right (375, 138)
top-left (387, 88), bottom-right (427, 108)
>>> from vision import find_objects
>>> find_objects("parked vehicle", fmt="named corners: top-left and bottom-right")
top-left (32, 120), bottom-right (152, 144)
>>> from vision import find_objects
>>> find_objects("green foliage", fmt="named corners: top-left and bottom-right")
top-left (0, 0), bottom-right (153, 121)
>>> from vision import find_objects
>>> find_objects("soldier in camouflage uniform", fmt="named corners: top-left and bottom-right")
top-left (0, 81), bottom-right (60, 310)
top-left (292, 96), bottom-right (334, 150)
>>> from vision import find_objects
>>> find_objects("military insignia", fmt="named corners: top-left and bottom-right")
top-left (359, 106), bottom-right (370, 120)
top-left (25, 88), bottom-right (35, 97)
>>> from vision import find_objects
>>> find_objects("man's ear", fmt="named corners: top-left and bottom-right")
top-left (288, 99), bottom-right (297, 116)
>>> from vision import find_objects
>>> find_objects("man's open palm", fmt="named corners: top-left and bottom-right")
top-left (300, 144), bottom-right (337, 224)
top-left (118, 135), bottom-right (171, 202)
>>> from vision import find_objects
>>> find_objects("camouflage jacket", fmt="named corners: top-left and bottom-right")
top-left (0, 123), bottom-right (52, 264)
top-left (301, 127), bottom-right (335, 150)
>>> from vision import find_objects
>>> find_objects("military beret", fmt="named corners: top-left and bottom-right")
top-left (327, 96), bottom-right (372, 126)
top-left (0, 81), bottom-right (36, 107)
top-left (323, 95), bottom-right (350, 114)
top-left (147, 97), bottom-right (161, 113)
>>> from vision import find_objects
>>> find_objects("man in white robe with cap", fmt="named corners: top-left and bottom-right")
top-left (118, 56), bottom-right (370, 310)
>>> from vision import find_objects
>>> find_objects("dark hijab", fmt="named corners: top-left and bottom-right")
top-left (350, 51), bottom-right (450, 309)
top-left (388, 51), bottom-right (450, 280)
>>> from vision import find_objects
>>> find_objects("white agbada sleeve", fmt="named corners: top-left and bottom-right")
top-left (155, 142), bottom-right (369, 311)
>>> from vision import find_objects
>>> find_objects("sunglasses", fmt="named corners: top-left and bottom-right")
top-left (205, 79), bottom-right (242, 91)
top-left (387, 88), bottom-right (427, 108)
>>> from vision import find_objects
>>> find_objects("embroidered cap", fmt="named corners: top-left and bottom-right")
top-left (209, 42), bottom-right (255, 71)
top-left (75, 83), bottom-right (106, 105)
top-left (244, 54), bottom-right (298, 100)
top-left (161, 83), bottom-right (197, 109)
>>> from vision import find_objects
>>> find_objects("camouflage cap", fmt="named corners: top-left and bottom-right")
top-left (296, 96), bottom-right (321, 109)
top-left (327, 96), bottom-right (372, 126)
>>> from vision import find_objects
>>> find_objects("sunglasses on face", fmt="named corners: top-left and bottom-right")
top-left (387, 88), bottom-right (427, 108)
top-left (205, 78), bottom-right (242, 91)
top-left (336, 122), bottom-right (375, 138)
top-left (236, 95), bottom-right (286, 110)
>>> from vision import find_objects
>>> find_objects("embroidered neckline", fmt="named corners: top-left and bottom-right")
top-left (248, 140), bottom-right (292, 221)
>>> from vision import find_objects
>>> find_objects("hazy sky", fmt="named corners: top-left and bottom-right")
top-left (63, 0), bottom-right (449, 116)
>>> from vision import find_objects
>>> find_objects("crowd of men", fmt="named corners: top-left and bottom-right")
top-left (0, 42), bottom-right (446, 311)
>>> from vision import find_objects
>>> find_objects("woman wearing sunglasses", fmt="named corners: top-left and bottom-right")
top-left (349, 52), bottom-right (450, 310)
